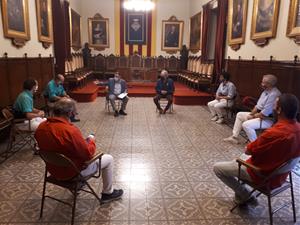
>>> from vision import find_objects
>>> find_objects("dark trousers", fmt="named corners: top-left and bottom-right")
top-left (153, 94), bottom-right (173, 110)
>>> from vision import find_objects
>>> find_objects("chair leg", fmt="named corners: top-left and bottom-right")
top-left (267, 196), bottom-right (273, 225)
top-left (290, 174), bottom-right (297, 222)
top-left (71, 187), bottom-right (78, 225)
top-left (85, 182), bottom-right (102, 204)
top-left (40, 170), bottom-right (47, 218)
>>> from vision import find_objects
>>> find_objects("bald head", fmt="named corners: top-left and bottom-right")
top-left (53, 98), bottom-right (75, 117)
top-left (262, 74), bottom-right (277, 88)
top-left (160, 70), bottom-right (168, 79)
top-left (55, 74), bottom-right (65, 84)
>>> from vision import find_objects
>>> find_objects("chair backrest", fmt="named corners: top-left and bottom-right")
top-left (2, 107), bottom-right (14, 121)
top-left (39, 151), bottom-right (81, 175)
top-left (271, 156), bottom-right (300, 176)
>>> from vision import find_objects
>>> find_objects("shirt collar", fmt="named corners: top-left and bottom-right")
top-left (24, 90), bottom-right (33, 98)
top-left (47, 117), bottom-right (72, 125)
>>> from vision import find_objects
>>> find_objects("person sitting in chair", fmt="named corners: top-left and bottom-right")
top-left (153, 70), bottom-right (175, 114)
top-left (108, 73), bottom-right (129, 117)
top-left (207, 71), bottom-right (236, 124)
top-left (214, 93), bottom-right (300, 205)
top-left (223, 74), bottom-right (281, 143)
top-left (35, 98), bottom-right (123, 203)
top-left (44, 74), bottom-right (80, 122)
top-left (13, 78), bottom-right (46, 131)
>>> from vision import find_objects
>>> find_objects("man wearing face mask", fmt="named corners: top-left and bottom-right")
top-left (207, 72), bottom-right (236, 124)
top-left (224, 74), bottom-right (281, 144)
top-left (153, 70), bottom-right (175, 114)
top-left (214, 94), bottom-right (300, 206)
top-left (107, 73), bottom-right (129, 117)
top-left (13, 78), bottom-right (46, 131)
top-left (44, 74), bottom-right (80, 122)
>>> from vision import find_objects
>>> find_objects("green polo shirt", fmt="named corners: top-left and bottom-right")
top-left (44, 79), bottom-right (66, 101)
top-left (13, 90), bottom-right (33, 114)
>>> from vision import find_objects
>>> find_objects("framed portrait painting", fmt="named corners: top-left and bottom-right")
top-left (189, 12), bottom-right (202, 53)
top-left (70, 9), bottom-right (81, 50)
top-left (125, 12), bottom-right (147, 45)
top-left (161, 17), bottom-right (184, 52)
top-left (88, 15), bottom-right (109, 49)
top-left (250, 0), bottom-right (280, 41)
top-left (1, 0), bottom-right (30, 46)
top-left (286, 0), bottom-right (300, 43)
top-left (228, 0), bottom-right (248, 49)
top-left (36, 0), bottom-right (53, 47)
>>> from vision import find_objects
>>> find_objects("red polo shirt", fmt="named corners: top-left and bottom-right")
top-left (35, 117), bottom-right (96, 180)
top-left (246, 119), bottom-right (300, 189)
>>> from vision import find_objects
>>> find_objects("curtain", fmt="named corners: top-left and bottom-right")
top-left (213, 0), bottom-right (228, 82)
top-left (201, 3), bottom-right (210, 63)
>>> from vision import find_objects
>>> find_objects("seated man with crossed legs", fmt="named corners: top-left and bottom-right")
top-left (207, 71), bottom-right (236, 124)
top-left (35, 98), bottom-right (123, 203)
top-left (223, 74), bottom-right (281, 144)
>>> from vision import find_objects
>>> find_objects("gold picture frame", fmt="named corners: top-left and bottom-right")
top-left (227, 0), bottom-right (248, 50)
top-left (250, 0), bottom-right (280, 46)
top-left (189, 12), bottom-right (202, 53)
top-left (1, 0), bottom-right (30, 47)
top-left (88, 14), bottom-right (110, 50)
top-left (70, 9), bottom-right (81, 51)
top-left (286, 0), bottom-right (300, 44)
top-left (36, 0), bottom-right (53, 48)
top-left (161, 16), bottom-right (184, 53)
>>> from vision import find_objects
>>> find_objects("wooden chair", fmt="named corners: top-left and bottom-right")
top-left (156, 97), bottom-right (174, 113)
top-left (231, 156), bottom-right (300, 225)
top-left (39, 151), bottom-right (103, 225)
top-left (1, 107), bottom-right (37, 154)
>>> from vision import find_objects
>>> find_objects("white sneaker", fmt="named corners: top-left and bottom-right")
top-left (211, 115), bottom-right (218, 121)
top-left (223, 136), bottom-right (239, 144)
top-left (216, 118), bottom-right (224, 124)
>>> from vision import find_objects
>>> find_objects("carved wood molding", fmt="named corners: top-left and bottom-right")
top-left (253, 38), bottom-right (269, 47)
top-left (12, 38), bottom-right (27, 48)
top-left (293, 36), bottom-right (300, 45)
top-left (229, 44), bottom-right (241, 51)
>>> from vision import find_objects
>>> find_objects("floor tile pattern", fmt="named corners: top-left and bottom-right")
top-left (0, 97), bottom-right (299, 225)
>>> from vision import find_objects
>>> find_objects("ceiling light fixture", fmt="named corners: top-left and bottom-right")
top-left (123, 0), bottom-right (155, 11)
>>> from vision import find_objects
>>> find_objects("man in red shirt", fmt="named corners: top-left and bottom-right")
top-left (214, 93), bottom-right (300, 205)
top-left (35, 98), bottom-right (123, 203)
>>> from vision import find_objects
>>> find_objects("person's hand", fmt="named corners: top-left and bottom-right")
top-left (87, 134), bottom-right (95, 142)
top-left (216, 96), bottom-right (221, 100)
top-left (247, 114), bottom-right (254, 120)
top-left (38, 110), bottom-right (45, 117)
top-left (161, 90), bottom-right (167, 95)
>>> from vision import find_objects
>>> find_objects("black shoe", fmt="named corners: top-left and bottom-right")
top-left (158, 108), bottom-right (163, 114)
top-left (114, 110), bottom-right (119, 117)
top-left (119, 110), bottom-right (127, 116)
top-left (101, 189), bottom-right (124, 204)
top-left (70, 117), bottom-right (80, 122)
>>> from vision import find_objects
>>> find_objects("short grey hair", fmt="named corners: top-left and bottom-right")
top-left (263, 74), bottom-right (277, 87)
top-left (53, 98), bottom-right (75, 116)
top-left (161, 70), bottom-right (168, 76)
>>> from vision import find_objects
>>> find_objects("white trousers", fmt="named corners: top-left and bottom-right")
top-left (232, 112), bottom-right (273, 142)
top-left (16, 117), bottom-right (47, 131)
top-left (80, 154), bottom-right (114, 194)
top-left (207, 99), bottom-right (233, 118)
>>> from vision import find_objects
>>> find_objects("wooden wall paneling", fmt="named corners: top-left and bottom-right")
top-left (7, 58), bottom-right (28, 105)
top-left (41, 57), bottom-right (54, 88)
top-left (117, 68), bottom-right (130, 81)
top-left (0, 59), bottom-right (11, 107)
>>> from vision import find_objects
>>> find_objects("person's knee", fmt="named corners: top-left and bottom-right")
top-left (213, 162), bottom-right (222, 177)
top-left (109, 95), bottom-right (116, 101)
top-left (242, 120), bottom-right (252, 131)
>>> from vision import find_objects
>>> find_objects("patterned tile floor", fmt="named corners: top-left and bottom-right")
top-left (0, 97), bottom-right (300, 225)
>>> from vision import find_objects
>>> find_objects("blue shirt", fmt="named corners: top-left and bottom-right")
top-left (44, 79), bottom-right (66, 101)
top-left (216, 81), bottom-right (236, 99)
top-left (13, 90), bottom-right (33, 114)
top-left (256, 87), bottom-right (281, 116)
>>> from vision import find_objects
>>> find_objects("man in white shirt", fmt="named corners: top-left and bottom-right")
top-left (207, 72), bottom-right (236, 124)
top-left (224, 74), bottom-right (281, 143)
